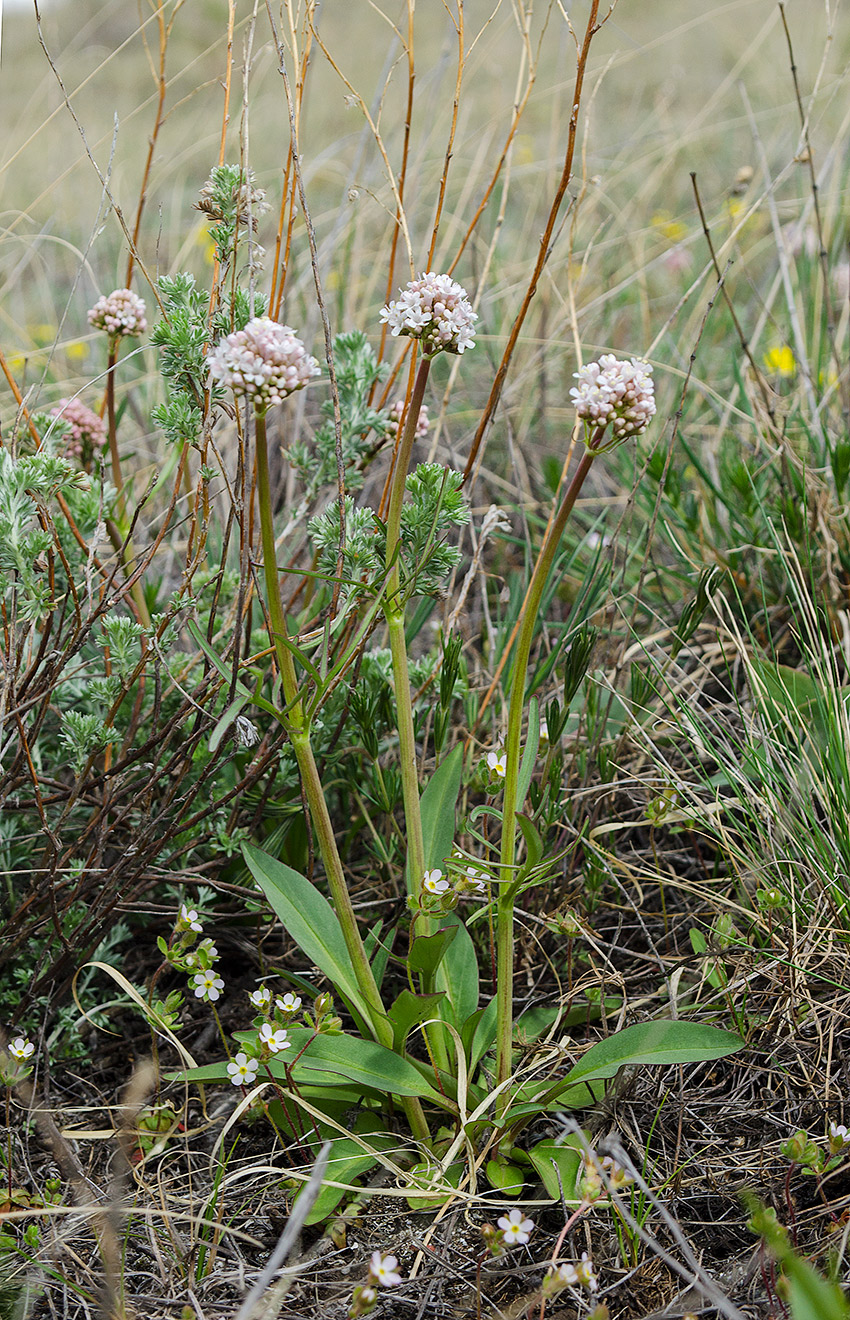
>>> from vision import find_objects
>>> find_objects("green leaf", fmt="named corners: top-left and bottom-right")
top-left (405, 1160), bottom-right (464, 1211)
top-left (208, 693), bottom-right (251, 753)
top-left (485, 1158), bottom-right (525, 1197)
top-left (516, 696), bottom-right (540, 807)
top-left (435, 912), bottom-right (479, 1028)
top-left (408, 926), bottom-right (458, 976)
top-left (266, 1031), bottom-right (445, 1102)
top-left (787, 1267), bottom-right (850, 1320)
top-left (242, 845), bottom-right (372, 1031)
top-left (388, 990), bottom-right (446, 1051)
top-left (527, 1135), bottom-right (585, 1203)
top-left (420, 744), bottom-right (464, 874)
top-left (559, 1020), bottom-right (743, 1092)
top-left (468, 995), bottom-right (499, 1075)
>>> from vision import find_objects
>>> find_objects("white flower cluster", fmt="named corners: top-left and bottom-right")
top-left (386, 398), bottom-right (430, 440)
top-left (570, 354), bottom-right (656, 440)
top-left (87, 288), bottom-right (147, 339)
top-left (380, 272), bottom-right (477, 356)
top-left (208, 317), bottom-right (320, 413)
top-left (50, 398), bottom-right (107, 462)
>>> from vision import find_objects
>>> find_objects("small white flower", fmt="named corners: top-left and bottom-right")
top-left (487, 750), bottom-right (507, 778)
top-left (829, 1121), bottom-right (850, 1151)
top-left (497, 1208), bottom-right (534, 1246)
top-left (422, 869), bottom-right (449, 896)
top-left (259, 1023), bottom-right (290, 1054)
top-left (249, 986), bottom-right (272, 1011)
top-left (462, 865), bottom-right (486, 894)
top-left (226, 1052), bottom-right (258, 1086)
top-left (178, 904), bottom-right (203, 933)
top-left (369, 1251), bottom-right (402, 1286)
top-left (8, 1037), bottom-right (34, 1061)
top-left (575, 1251), bottom-right (598, 1291)
top-left (547, 1261), bottom-right (579, 1287)
top-left (276, 993), bottom-right (302, 1015)
top-left (191, 970), bottom-right (225, 1002)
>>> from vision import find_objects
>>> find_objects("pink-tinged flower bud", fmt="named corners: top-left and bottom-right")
top-left (50, 397), bottom-right (107, 465)
top-left (380, 272), bottom-right (477, 356)
top-left (87, 288), bottom-right (147, 339)
top-left (571, 354), bottom-right (656, 441)
top-left (208, 317), bottom-right (320, 414)
top-left (386, 398), bottom-right (430, 439)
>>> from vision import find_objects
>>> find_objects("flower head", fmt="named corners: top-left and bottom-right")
top-left (571, 354), bottom-right (656, 441)
top-left (380, 272), bottom-right (477, 356)
top-left (259, 1022), bottom-right (290, 1054)
top-left (191, 970), bottom-right (224, 1002)
top-left (487, 750), bottom-right (507, 779)
top-left (386, 398), bottom-right (430, 439)
top-left (88, 288), bottom-right (147, 339)
top-left (177, 904), bottom-right (203, 934)
top-left (8, 1037), bottom-right (35, 1062)
top-left (226, 1052), bottom-right (258, 1087)
top-left (276, 993), bottom-right (302, 1016)
top-left (208, 317), bottom-right (319, 413)
top-left (49, 397), bottom-right (107, 464)
top-left (458, 864), bottom-right (486, 895)
top-left (248, 986), bottom-right (272, 1011)
top-left (422, 869), bottom-right (449, 896)
top-left (575, 1252), bottom-right (598, 1291)
top-left (543, 1262), bottom-right (579, 1296)
top-left (369, 1252), bottom-right (402, 1287)
top-left (497, 1208), bottom-right (534, 1246)
top-left (763, 345), bottom-right (795, 377)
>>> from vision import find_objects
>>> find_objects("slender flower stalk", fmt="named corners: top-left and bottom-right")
top-left (495, 356), bottom-right (655, 1117)
top-left (209, 318), bottom-right (431, 1145)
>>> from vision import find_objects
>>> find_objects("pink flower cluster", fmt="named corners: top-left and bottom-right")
top-left (50, 397), bottom-right (107, 464)
top-left (570, 354), bottom-right (656, 440)
top-left (380, 272), bottom-right (477, 356)
top-left (386, 397), bottom-right (430, 440)
top-left (208, 317), bottom-right (320, 413)
top-left (87, 288), bottom-right (147, 339)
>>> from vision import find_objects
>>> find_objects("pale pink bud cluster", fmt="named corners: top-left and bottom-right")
top-left (386, 398), bottom-right (430, 440)
top-left (87, 288), bottom-right (147, 339)
top-left (50, 397), bottom-right (107, 463)
top-left (380, 272), bottom-right (477, 355)
top-left (571, 354), bottom-right (656, 439)
top-left (208, 318), bottom-right (320, 413)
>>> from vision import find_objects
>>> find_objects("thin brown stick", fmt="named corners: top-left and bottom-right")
top-left (462, 0), bottom-right (607, 483)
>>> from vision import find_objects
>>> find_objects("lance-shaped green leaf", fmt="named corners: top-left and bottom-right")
top-left (242, 844), bottom-right (372, 1031)
top-left (557, 1020), bottom-right (742, 1094)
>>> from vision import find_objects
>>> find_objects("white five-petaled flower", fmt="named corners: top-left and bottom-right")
top-left (248, 986), bottom-right (272, 1011)
top-left (570, 354), bottom-right (656, 441)
top-left (226, 1052), bottom-right (258, 1086)
top-left (487, 750), bottom-right (507, 778)
top-left (380, 272), bottom-right (477, 356)
top-left (178, 904), bottom-right (203, 933)
top-left (498, 1208), bottom-right (534, 1246)
top-left (259, 1023), bottom-right (290, 1054)
top-left (829, 1121), bottom-right (850, 1151)
top-left (422, 869), bottom-right (449, 896)
top-left (546, 1261), bottom-right (579, 1288)
top-left (276, 993), bottom-right (302, 1015)
top-left (208, 317), bottom-right (320, 413)
top-left (87, 288), bottom-right (147, 339)
top-left (369, 1251), bottom-right (403, 1287)
top-left (462, 865), bottom-right (486, 893)
top-left (191, 970), bottom-right (225, 1002)
top-left (8, 1037), bottom-right (35, 1061)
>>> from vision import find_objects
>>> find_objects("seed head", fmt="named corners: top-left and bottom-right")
top-left (88, 288), bottom-right (147, 339)
top-left (380, 272), bottom-right (477, 356)
top-left (208, 317), bottom-right (320, 413)
top-left (571, 354), bottom-right (655, 440)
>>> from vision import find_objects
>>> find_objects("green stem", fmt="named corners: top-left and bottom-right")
top-left (383, 356), bottom-right (431, 902)
top-left (494, 426), bottom-right (606, 1119)
top-left (254, 407), bottom-right (431, 1146)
